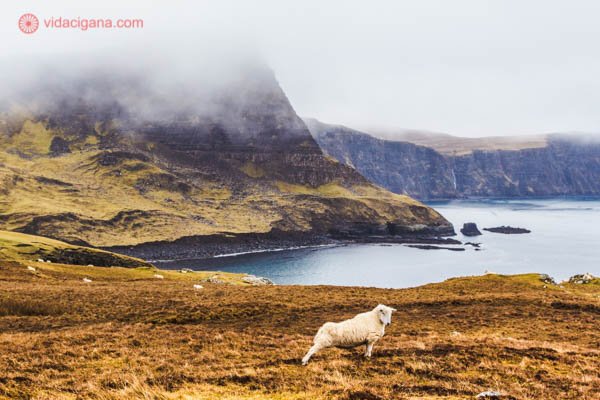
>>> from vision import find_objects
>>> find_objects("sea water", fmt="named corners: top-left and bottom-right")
top-left (154, 197), bottom-right (600, 288)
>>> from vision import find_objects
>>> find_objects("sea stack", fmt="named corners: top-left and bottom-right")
top-left (460, 223), bottom-right (482, 236)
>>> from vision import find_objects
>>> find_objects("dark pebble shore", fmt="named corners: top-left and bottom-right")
top-left (104, 231), bottom-right (462, 262)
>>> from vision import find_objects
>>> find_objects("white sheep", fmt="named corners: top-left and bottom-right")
top-left (193, 284), bottom-right (203, 290)
top-left (83, 278), bottom-right (92, 283)
top-left (27, 266), bottom-right (36, 272)
top-left (153, 274), bottom-right (164, 279)
top-left (302, 304), bottom-right (397, 365)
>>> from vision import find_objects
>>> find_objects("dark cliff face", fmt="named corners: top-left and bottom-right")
top-left (307, 119), bottom-right (600, 199)
top-left (306, 119), bottom-right (456, 199)
top-left (452, 138), bottom-right (600, 197)
top-left (0, 66), bottom-right (452, 246)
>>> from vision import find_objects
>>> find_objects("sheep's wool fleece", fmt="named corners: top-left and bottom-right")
top-left (315, 310), bottom-right (384, 348)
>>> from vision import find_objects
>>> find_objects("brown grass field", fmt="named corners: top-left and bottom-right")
top-left (0, 259), bottom-right (599, 400)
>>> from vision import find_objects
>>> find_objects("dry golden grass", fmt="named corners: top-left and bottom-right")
top-left (0, 120), bottom-right (54, 156)
top-left (0, 261), bottom-right (598, 400)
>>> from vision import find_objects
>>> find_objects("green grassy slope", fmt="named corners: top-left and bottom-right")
top-left (0, 116), bottom-right (450, 246)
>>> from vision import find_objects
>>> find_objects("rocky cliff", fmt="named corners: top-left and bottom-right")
top-left (307, 119), bottom-right (600, 199)
top-left (0, 64), bottom-right (452, 247)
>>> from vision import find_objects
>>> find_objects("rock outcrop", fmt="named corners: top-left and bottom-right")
top-left (568, 273), bottom-right (596, 284)
top-left (539, 274), bottom-right (556, 285)
top-left (483, 226), bottom-right (531, 234)
top-left (242, 275), bottom-right (274, 286)
top-left (460, 223), bottom-right (482, 236)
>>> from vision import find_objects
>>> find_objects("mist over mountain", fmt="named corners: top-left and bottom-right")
top-left (1, 49), bottom-right (314, 149)
top-left (0, 54), bottom-right (452, 248)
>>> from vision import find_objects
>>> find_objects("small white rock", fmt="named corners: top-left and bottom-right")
top-left (46, 260), bottom-right (52, 263)
top-left (87, 264), bottom-right (94, 267)
top-left (37, 258), bottom-right (45, 263)
top-left (27, 266), bottom-right (36, 272)
top-left (477, 391), bottom-right (503, 399)
top-left (153, 274), bottom-right (164, 279)
top-left (193, 284), bottom-right (203, 290)
top-left (83, 278), bottom-right (92, 283)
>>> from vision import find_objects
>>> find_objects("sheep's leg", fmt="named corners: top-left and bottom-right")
top-left (365, 342), bottom-right (375, 358)
top-left (302, 343), bottom-right (324, 365)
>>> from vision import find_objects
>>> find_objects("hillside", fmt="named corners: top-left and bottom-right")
top-left (0, 230), bottom-right (266, 286)
top-left (307, 119), bottom-right (600, 199)
top-left (0, 230), bottom-right (150, 268)
top-left (0, 65), bottom-right (452, 248)
top-left (1, 257), bottom-right (598, 399)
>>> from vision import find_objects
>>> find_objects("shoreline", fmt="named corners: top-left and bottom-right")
top-left (147, 243), bottom-right (340, 263)
top-left (105, 231), bottom-right (461, 263)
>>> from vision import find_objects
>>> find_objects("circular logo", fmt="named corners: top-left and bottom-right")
top-left (18, 13), bottom-right (39, 34)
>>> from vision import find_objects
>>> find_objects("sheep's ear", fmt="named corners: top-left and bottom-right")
top-left (391, 307), bottom-right (397, 312)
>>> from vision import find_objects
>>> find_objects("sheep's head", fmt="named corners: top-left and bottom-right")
top-left (374, 304), bottom-right (397, 326)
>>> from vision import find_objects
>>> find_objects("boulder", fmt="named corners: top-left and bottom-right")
top-left (203, 274), bottom-right (227, 284)
top-left (242, 275), bottom-right (274, 286)
top-left (460, 223), bottom-right (482, 236)
top-left (483, 226), bottom-right (531, 234)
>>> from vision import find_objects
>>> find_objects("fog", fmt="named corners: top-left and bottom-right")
top-left (0, 44), bottom-right (270, 121)
top-left (3, 0), bottom-right (600, 137)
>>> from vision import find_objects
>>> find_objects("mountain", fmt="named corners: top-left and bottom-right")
top-left (0, 65), bottom-right (452, 248)
top-left (307, 118), bottom-right (600, 200)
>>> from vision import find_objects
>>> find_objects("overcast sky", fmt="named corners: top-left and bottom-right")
top-left (3, 0), bottom-right (600, 137)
